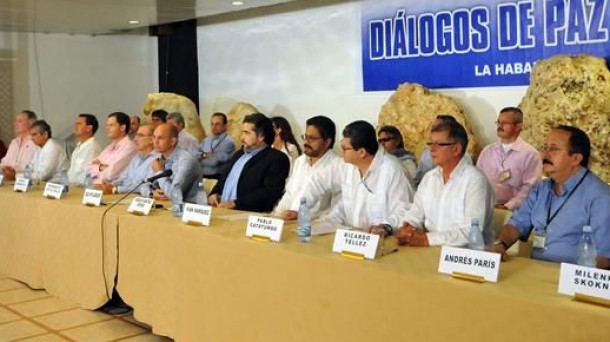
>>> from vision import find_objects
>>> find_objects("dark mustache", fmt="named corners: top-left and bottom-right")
top-left (542, 158), bottom-right (553, 165)
top-left (304, 144), bottom-right (311, 150)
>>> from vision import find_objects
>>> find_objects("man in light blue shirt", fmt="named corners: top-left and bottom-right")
top-left (151, 123), bottom-right (203, 204)
top-left (195, 112), bottom-right (236, 179)
top-left (101, 125), bottom-right (158, 195)
top-left (491, 125), bottom-right (610, 269)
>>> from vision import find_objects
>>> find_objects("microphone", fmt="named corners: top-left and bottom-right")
top-left (145, 169), bottom-right (173, 183)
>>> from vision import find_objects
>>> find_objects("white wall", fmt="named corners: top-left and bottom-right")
top-left (197, 1), bottom-right (528, 147)
top-left (4, 32), bottom-right (158, 144)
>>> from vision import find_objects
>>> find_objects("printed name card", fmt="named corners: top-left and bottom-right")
top-left (127, 196), bottom-right (154, 216)
top-left (438, 246), bottom-right (502, 283)
top-left (558, 263), bottom-right (610, 305)
top-left (0, 174), bottom-right (4, 186)
top-left (245, 215), bottom-right (284, 242)
top-left (182, 203), bottom-right (212, 226)
top-left (332, 229), bottom-right (380, 260)
top-left (14, 177), bottom-right (30, 192)
top-left (43, 183), bottom-right (64, 199)
top-left (82, 189), bottom-right (103, 206)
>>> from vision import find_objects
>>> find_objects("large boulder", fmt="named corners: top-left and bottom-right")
top-left (378, 83), bottom-right (480, 159)
top-left (142, 92), bottom-right (206, 141)
top-left (520, 54), bottom-right (610, 182)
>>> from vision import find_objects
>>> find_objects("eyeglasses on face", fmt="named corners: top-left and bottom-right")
top-left (301, 134), bottom-right (323, 142)
top-left (426, 141), bottom-right (456, 148)
top-left (377, 137), bottom-right (395, 143)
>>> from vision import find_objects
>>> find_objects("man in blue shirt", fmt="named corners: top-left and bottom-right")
top-left (195, 112), bottom-right (236, 179)
top-left (208, 113), bottom-right (290, 212)
top-left (490, 125), bottom-right (610, 269)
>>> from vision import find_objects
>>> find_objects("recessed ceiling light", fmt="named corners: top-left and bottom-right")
top-left (128, 20), bottom-right (140, 25)
top-left (232, 1), bottom-right (244, 6)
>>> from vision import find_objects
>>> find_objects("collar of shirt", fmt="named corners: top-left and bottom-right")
top-left (213, 132), bottom-right (228, 140)
top-left (434, 156), bottom-right (469, 182)
top-left (495, 137), bottom-right (526, 153)
top-left (243, 145), bottom-right (266, 157)
top-left (550, 166), bottom-right (587, 197)
top-left (110, 135), bottom-right (131, 152)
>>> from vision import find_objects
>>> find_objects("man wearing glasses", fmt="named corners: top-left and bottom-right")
top-left (274, 116), bottom-right (341, 220)
top-left (307, 120), bottom-right (413, 234)
top-left (476, 107), bottom-right (542, 211)
top-left (377, 125), bottom-right (417, 188)
top-left (392, 120), bottom-right (495, 247)
top-left (490, 126), bottom-right (610, 268)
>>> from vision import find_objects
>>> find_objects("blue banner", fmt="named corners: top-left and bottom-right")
top-left (362, 0), bottom-right (610, 91)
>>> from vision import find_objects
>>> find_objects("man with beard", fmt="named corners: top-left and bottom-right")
top-left (490, 126), bottom-right (610, 269)
top-left (208, 113), bottom-right (290, 212)
top-left (476, 107), bottom-right (542, 210)
top-left (274, 116), bottom-right (341, 220)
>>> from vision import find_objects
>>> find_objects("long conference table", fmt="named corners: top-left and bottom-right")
top-left (1, 185), bottom-right (609, 341)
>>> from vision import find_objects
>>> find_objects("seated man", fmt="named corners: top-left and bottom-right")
top-left (477, 107), bottom-right (542, 210)
top-left (274, 115), bottom-right (341, 220)
top-left (98, 125), bottom-right (158, 195)
top-left (167, 112), bottom-right (199, 153)
top-left (29, 120), bottom-right (69, 183)
top-left (151, 123), bottom-right (203, 203)
top-left (129, 115), bottom-right (141, 140)
top-left (413, 115), bottom-right (472, 188)
top-left (308, 120), bottom-right (413, 233)
top-left (378, 125), bottom-right (417, 187)
top-left (391, 120), bottom-right (495, 247)
top-left (208, 113), bottom-right (290, 212)
top-left (195, 112), bottom-right (236, 179)
top-left (150, 109), bottom-right (168, 129)
top-left (68, 114), bottom-right (102, 185)
top-left (490, 126), bottom-right (610, 269)
top-left (1, 110), bottom-right (39, 180)
top-left (86, 112), bottom-right (137, 185)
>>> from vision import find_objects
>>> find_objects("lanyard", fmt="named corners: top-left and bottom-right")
top-left (211, 134), bottom-right (227, 152)
top-left (545, 169), bottom-right (589, 229)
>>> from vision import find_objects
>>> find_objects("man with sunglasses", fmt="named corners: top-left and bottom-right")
top-left (377, 125), bottom-right (417, 188)
top-left (476, 107), bottom-right (542, 211)
top-left (490, 126), bottom-right (610, 268)
top-left (393, 120), bottom-right (495, 247)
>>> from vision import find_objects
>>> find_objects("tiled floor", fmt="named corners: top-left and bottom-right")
top-left (0, 275), bottom-right (172, 342)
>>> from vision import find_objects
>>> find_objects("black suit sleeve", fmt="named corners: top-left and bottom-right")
top-left (235, 150), bottom-right (290, 212)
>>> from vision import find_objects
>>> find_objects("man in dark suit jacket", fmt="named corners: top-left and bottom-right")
top-left (208, 113), bottom-right (290, 212)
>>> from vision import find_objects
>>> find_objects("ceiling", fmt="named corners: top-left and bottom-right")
top-left (0, 0), bottom-right (299, 35)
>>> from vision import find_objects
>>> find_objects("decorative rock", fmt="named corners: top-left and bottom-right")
top-left (142, 92), bottom-right (206, 141)
top-left (519, 54), bottom-right (610, 182)
top-left (377, 83), bottom-right (480, 159)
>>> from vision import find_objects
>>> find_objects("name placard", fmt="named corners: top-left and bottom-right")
top-left (43, 182), bottom-right (64, 199)
top-left (332, 229), bottom-right (380, 260)
top-left (14, 177), bottom-right (30, 192)
top-left (127, 197), bottom-right (154, 216)
top-left (0, 174), bottom-right (4, 186)
top-left (182, 203), bottom-right (212, 226)
top-left (438, 246), bottom-right (501, 283)
top-left (245, 215), bottom-right (284, 242)
top-left (558, 263), bottom-right (610, 303)
top-left (82, 189), bottom-right (103, 207)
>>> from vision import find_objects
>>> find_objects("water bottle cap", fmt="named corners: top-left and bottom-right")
top-left (300, 197), bottom-right (306, 204)
top-left (583, 225), bottom-right (592, 233)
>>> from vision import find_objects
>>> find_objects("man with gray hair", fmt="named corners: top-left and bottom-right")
top-left (167, 112), bottom-right (199, 153)
top-left (29, 120), bottom-right (69, 183)
top-left (1, 110), bottom-right (40, 180)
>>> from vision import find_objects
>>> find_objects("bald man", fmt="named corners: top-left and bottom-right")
top-left (151, 123), bottom-right (203, 203)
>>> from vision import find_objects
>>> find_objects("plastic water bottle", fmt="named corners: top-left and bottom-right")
top-left (0, 167), bottom-right (4, 186)
top-left (24, 164), bottom-right (33, 189)
top-left (195, 181), bottom-right (207, 205)
top-left (84, 173), bottom-right (94, 189)
top-left (577, 225), bottom-right (597, 268)
top-left (60, 170), bottom-right (70, 195)
top-left (468, 218), bottom-right (485, 251)
top-left (297, 197), bottom-right (311, 243)
top-left (170, 184), bottom-right (184, 217)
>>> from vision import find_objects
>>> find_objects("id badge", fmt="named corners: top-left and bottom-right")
top-left (498, 169), bottom-right (512, 182)
top-left (532, 231), bottom-right (546, 250)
